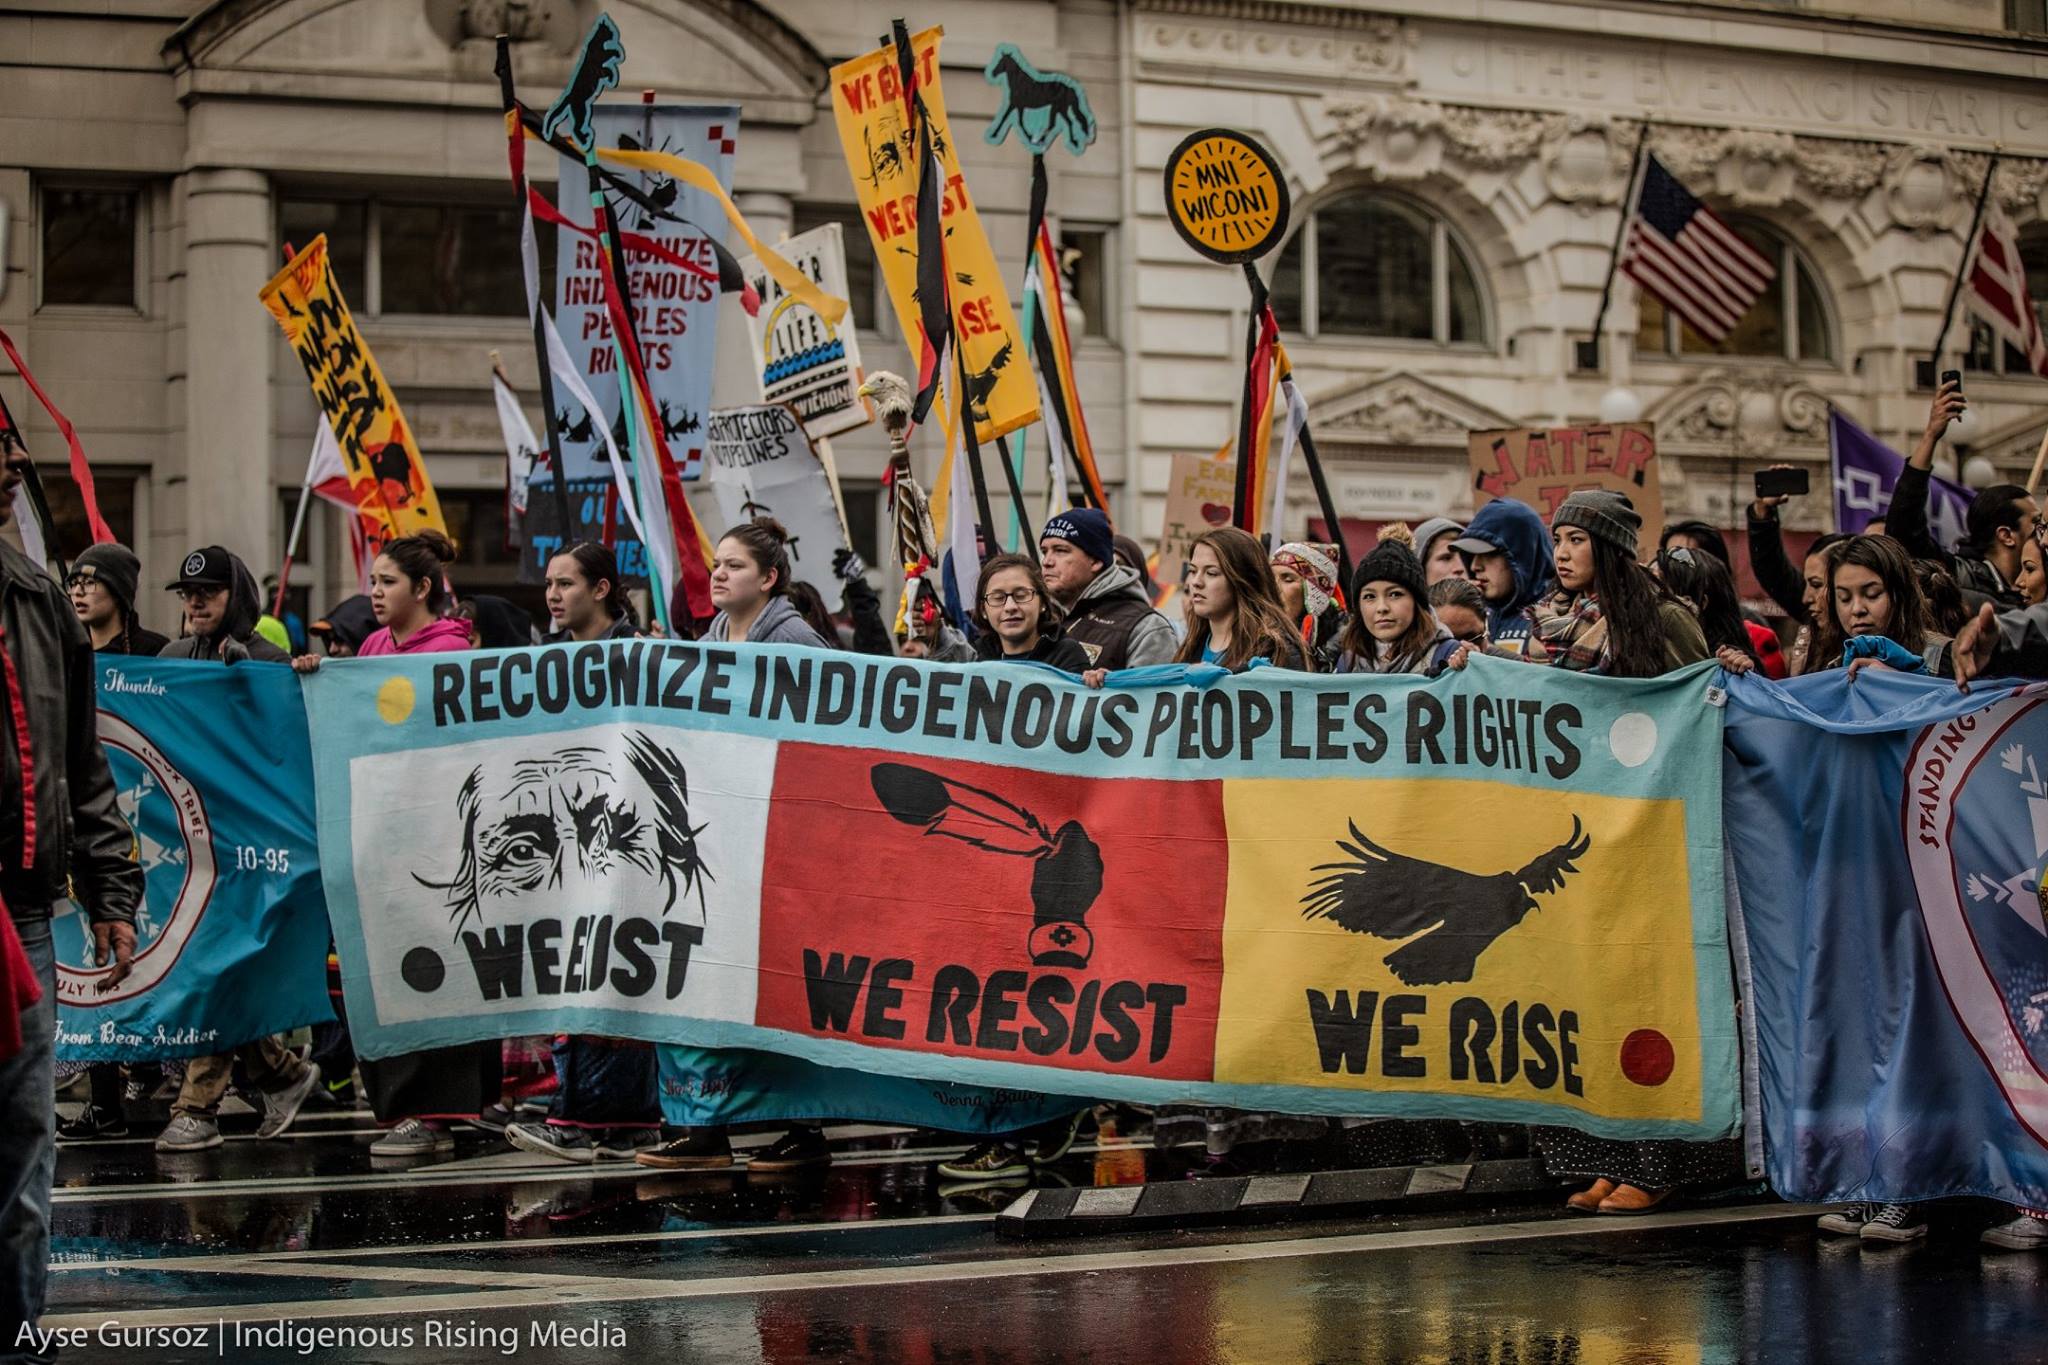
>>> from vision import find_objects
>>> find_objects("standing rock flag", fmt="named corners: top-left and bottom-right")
top-left (1963, 203), bottom-right (2048, 380)
top-left (1620, 156), bottom-right (1776, 345)
top-left (831, 27), bottom-right (1039, 444)
top-left (260, 236), bottom-right (447, 542)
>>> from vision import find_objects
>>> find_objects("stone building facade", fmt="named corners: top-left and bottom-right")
top-left (4, 0), bottom-right (2046, 628)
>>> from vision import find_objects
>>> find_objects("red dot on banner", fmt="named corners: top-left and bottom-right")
top-left (1619, 1029), bottom-right (1675, 1087)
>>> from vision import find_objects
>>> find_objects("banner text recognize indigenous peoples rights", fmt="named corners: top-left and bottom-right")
top-left (303, 646), bottom-right (1737, 1141)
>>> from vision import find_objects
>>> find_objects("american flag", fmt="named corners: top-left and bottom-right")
top-left (1963, 203), bottom-right (2048, 380)
top-left (1621, 156), bottom-right (1777, 343)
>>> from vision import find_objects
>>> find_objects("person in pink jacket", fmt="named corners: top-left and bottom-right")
top-left (294, 529), bottom-right (493, 1161)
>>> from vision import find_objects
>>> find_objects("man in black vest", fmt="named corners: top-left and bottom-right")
top-left (1039, 509), bottom-right (1175, 671)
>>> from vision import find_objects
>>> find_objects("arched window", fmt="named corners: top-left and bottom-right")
top-left (1964, 221), bottom-right (2048, 376)
top-left (1269, 191), bottom-right (1488, 346)
top-left (1635, 218), bottom-right (1835, 363)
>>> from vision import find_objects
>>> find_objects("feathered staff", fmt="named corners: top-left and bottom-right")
top-left (858, 370), bottom-right (940, 631)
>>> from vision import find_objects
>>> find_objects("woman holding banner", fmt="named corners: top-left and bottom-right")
top-left (967, 554), bottom-right (1089, 671)
top-left (295, 531), bottom-right (499, 1159)
top-left (1174, 528), bottom-right (1312, 672)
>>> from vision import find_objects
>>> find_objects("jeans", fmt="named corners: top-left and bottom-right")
top-left (551, 1037), bottom-right (658, 1129)
top-left (1, 913), bottom-right (56, 1362)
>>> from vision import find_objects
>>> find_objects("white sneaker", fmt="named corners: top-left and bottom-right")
top-left (255, 1062), bottom-right (322, 1140)
top-left (1982, 1213), bottom-right (2048, 1251)
top-left (371, 1117), bottom-right (455, 1158)
top-left (1860, 1202), bottom-right (1929, 1243)
top-left (155, 1114), bottom-right (223, 1153)
top-left (1816, 1204), bottom-right (1871, 1237)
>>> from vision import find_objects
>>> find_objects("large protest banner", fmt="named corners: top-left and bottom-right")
top-left (704, 403), bottom-right (853, 580)
top-left (260, 236), bottom-right (447, 543)
top-left (1468, 424), bottom-right (1663, 546)
top-left (523, 104), bottom-right (737, 583)
top-left (303, 648), bottom-right (1737, 1138)
top-left (1725, 670), bottom-right (2048, 1209)
top-left (56, 660), bottom-right (332, 1061)
top-left (738, 223), bottom-right (869, 441)
top-left (830, 28), bottom-right (1038, 444)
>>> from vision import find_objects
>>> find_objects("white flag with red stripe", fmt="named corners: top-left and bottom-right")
top-left (1963, 204), bottom-right (2048, 380)
top-left (1621, 155), bottom-right (1776, 344)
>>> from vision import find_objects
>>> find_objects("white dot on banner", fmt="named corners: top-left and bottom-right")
top-left (1609, 712), bottom-right (1657, 768)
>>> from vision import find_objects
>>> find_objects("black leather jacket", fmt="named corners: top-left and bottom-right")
top-left (0, 542), bottom-right (142, 924)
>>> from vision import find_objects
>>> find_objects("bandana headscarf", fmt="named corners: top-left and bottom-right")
top-left (1271, 542), bottom-right (1341, 620)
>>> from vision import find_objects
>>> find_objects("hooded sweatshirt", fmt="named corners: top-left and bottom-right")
top-left (357, 616), bottom-right (474, 656)
top-left (704, 595), bottom-right (832, 649)
top-left (1061, 561), bottom-right (1176, 670)
top-left (1459, 500), bottom-right (1554, 656)
top-left (157, 553), bottom-right (290, 663)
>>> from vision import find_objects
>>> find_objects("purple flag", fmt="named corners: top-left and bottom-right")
top-left (1829, 409), bottom-right (1969, 549)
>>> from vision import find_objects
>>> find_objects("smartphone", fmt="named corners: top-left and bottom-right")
top-left (1754, 467), bottom-right (1810, 500)
top-left (1941, 368), bottom-right (1963, 392)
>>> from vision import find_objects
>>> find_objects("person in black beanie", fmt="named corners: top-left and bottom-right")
top-left (66, 544), bottom-right (168, 658)
top-left (1331, 526), bottom-right (1458, 675)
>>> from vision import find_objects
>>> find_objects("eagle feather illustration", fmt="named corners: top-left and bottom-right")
top-left (1300, 818), bottom-right (1590, 986)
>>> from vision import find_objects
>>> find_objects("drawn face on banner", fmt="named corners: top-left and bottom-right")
top-left (421, 736), bottom-right (708, 935)
top-left (348, 720), bottom-right (772, 1028)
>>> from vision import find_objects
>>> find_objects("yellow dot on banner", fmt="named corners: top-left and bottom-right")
top-left (376, 676), bottom-right (415, 725)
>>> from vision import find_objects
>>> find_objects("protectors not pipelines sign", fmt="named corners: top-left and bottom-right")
top-left (703, 403), bottom-right (852, 581)
top-left (1467, 424), bottom-right (1665, 547)
top-left (737, 223), bottom-right (870, 441)
top-left (301, 645), bottom-right (1738, 1140)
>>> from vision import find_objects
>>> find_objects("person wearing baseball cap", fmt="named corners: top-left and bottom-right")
top-left (1038, 508), bottom-right (1175, 671)
top-left (158, 545), bottom-right (288, 664)
top-left (66, 544), bottom-right (168, 659)
top-left (1450, 500), bottom-right (1554, 658)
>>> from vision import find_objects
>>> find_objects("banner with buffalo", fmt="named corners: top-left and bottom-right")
top-left (57, 660), bottom-right (332, 1061)
top-left (1724, 670), bottom-right (2048, 1210)
top-left (301, 646), bottom-right (1738, 1140)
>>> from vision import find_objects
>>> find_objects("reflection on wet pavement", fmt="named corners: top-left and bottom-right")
top-left (43, 1101), bottom-right (2048, 1364)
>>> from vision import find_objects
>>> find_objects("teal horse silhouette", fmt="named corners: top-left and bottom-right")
top-left (982, 45), bottom-right (1097, 157)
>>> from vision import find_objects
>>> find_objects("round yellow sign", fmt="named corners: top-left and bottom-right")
top-left (1163, 128), bottom-right (1290, 264)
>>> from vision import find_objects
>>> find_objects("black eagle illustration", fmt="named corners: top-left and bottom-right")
top-left (1300, 817), bottom-right (1591, 987)
top-left (542, 16), bottom-right (625, 149)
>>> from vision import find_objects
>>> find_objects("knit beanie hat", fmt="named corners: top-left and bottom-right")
top-left (71, 543), bottom-right (142, 619)
top-left (1551, 489), bottom-right (1641, 559)
top-left (1352, 532), bottom-right (1427, 603)
top-left (1412, 516), bottom-right (1464, 561)
top-left (1042, 508), bottom-right (1114, 567)
top-left (1271, 542), bottom-right (1340, 619)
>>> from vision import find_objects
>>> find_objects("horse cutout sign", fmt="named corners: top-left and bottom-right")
top-left (982, 45), bottom-right (1097, 157)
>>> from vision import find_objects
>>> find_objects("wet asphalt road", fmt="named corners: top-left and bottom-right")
top-left (39, 1097), bottom-right (2048, 1364)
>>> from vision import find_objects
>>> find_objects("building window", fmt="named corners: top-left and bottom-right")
top-left (1635, 218), bottom-right (1835, 363)
top-left (276, 194), bottom-right (549, 318)
top-left (1059, 225), bottom-right (1113, 339)
top-left (40, 187), bottom-right (139, 308)
top-left (1270, 191), bottom-right (1488, 345)
top-left (1964, 222), bottom-right (2048, 377)
top-left (792, 203), bottom-right (887, 339)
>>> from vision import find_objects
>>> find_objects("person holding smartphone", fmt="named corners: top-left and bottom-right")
top-left (1893, 376), bottom-right (2034, 610)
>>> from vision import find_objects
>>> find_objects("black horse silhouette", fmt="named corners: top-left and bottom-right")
top-left (659, 401), bottom-right (700, 440)
top-left (1301, 818), bottom-right (1591, 987)
top-left (983, 46), bottom-right (1098, 157)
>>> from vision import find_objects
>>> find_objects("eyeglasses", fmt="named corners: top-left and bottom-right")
top-left (981, 588), bottom-right (1039, 607)
top-left (64, 571), bottom-right (99, 590)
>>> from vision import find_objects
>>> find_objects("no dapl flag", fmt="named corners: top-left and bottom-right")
top-left (303, 648), bottom-right (1737, 1140)
top-left (830, 27), bottom-right (1038, 444)
top-left (260, 235), bottom-right (448, 542)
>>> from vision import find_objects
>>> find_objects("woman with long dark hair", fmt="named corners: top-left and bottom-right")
top-left (1655, 546), bottom-right (1754, 666)
top-left (1532, 493), bottom-right (1708, 679)
top-left (1721, 535), bottom-right (1953, 681)
top-left (544, 541), bottom-right (637, 643)
top-left (1175, 527), bottom-right (1312, 671)
top-left (1331, 528), bottom-right (1459, 676)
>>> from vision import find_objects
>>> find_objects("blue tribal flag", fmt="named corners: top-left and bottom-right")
top-left (55, 659), bottom-right (332, 1061)
top-left (1725, 668), bottom-right (2048, 1207)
